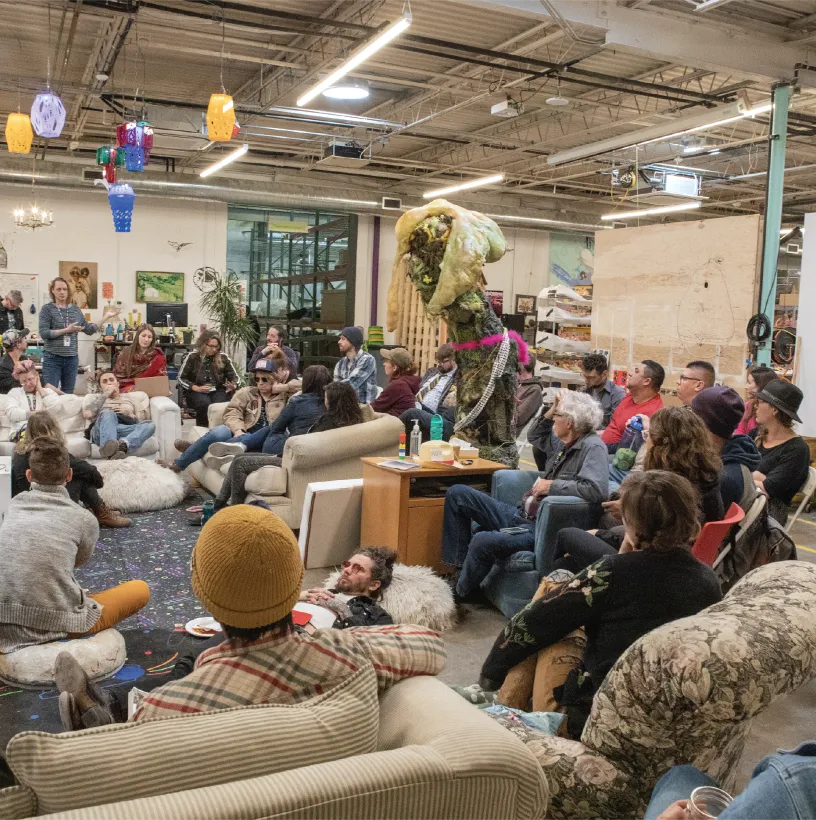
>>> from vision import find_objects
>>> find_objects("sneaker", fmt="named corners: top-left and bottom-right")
top-left (204, 453), bottom-right (236, 471)
top-left (111, 441), bottom-right (128, 460)
top-left (99, 440), bottom-right (119, 459)
top-left (174, 438), bottom-right (192, 453)
top-left (54, 652), bottom-right (114, 731)
top-left (208, 441), bottom-right (246, 459)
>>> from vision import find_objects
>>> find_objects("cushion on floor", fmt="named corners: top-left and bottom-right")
top-left (323, 563), bottom-right (456, 632)
top-left (95, 457), bottom-right (188, 512)
top-left (0, 629), bottom-right (126, 689)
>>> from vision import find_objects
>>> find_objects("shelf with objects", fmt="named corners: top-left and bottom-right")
top-left (228, 206), bottom-right (357, 371)
top-left (772, 231), bottom-right (800, 378)
top-left (532, 283), bottom-right (593, 405)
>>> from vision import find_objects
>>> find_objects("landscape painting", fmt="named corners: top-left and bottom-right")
top-left (136, 271), bottom-right (184, 303)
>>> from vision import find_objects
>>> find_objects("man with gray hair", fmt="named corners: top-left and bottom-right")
top-left (0, 290), bottom-right (25, 337)
top-left (441, 390), bottom-right (609, 602)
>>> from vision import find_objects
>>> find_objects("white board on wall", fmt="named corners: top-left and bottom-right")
top-left (0, 273), bottom-right (39, 319)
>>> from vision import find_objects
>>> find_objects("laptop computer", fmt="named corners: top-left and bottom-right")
top-left (133, 375), bottom-right (171, 398)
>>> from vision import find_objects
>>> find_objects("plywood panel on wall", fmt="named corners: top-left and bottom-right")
top-left (592, 214), bottom-right (762, 391)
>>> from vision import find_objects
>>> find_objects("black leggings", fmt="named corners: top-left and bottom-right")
top-left (184, 389), bottom-right (230, 427)
top-left (547, 527), bottom-right (620, 575)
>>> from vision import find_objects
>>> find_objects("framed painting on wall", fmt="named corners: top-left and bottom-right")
top-left (136, 271), bottom-right (185, 303)
top-left (59, 261), bottom-right (98, 309)
top-left (515, 294), bottom-right (535, 314)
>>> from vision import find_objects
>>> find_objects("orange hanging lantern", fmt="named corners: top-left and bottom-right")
top-left (5, 112), bottom-right (33, 154)
top-left (206, 93), bottom-right (235, 142)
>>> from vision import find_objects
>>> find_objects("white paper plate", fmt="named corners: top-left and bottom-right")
top-left (185, 616), bottom-right (222, 638)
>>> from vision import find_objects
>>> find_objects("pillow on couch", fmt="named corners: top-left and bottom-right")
top-left (7, 663), bottom-right (379, 815)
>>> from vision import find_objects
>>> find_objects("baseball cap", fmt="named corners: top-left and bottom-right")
top-left (381, 347), bottom-right (414, 371)
top-left (253, 358), bottom-right (280, 374)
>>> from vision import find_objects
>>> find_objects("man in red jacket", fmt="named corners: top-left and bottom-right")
top-left (371, 347), bottom-right (421, 417)
top-left (601, 360), bottom-right (665, 451)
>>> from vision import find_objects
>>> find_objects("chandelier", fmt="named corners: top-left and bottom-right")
top-left (13, 205), bottom-right (54, 230)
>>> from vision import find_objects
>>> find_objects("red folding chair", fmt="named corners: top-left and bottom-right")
top-left (691, 503), bottom-right (745, 567)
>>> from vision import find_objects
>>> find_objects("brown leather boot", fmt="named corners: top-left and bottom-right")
top-left (174, 438), bottom-right (192, 453)
top-left (93, 502), bottom-right (132, 528)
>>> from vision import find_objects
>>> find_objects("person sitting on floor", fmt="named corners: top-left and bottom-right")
top-left (600, 360), bottom-right (665, 451)
top-left (751, 379), bottom-right (810, 526)
top-left (112, 323), bottom-right (167, 393)
top-left (480, 470), bottom-right (722, 740)
top-left (0, 439), bottom-right (149, 656)
top-left (442, 390), bottom-right (608, 603)
top-left (213, 380), bottom-right (365, 509)
top-left (247, 324), bottom-right (299, 375)
top-left (177, 330), bottom-right (240, 427)
top-left (514, 359), bottom-right (543, 430)
top-left (371, 348), bottom-right (421, 418)
top-left (82, 370), bottom-right (156, 460)
top-left (12, 410), bottom-right (130, 528)
top-left (333, 326), bottom-right (377, 404)
top-left (5, 360), bottom-right (61, 436)
top-left (580, 353), bottom-right (625, 429)
top-left (400, 342), bottom-right (458, 441)
top-left (692, 385), bottom-right (761, 510)
top-left (172, 354), bottom-right (301, 472)
top-left (54, 504), bottom-right (444, 729)
top-left (675, 359), bottom-right (716, 406)
top-left (299, 548), bottom-right (396, 628)
top-left (735, 364), bottom-right (777, 436)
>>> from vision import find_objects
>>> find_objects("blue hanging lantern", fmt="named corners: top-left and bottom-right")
top-left (30, 91), bottom-right (66, 138)
top-left (116, 120), bottom-right (153, 173)
top-left (107, 183), bottom-right (135, 232)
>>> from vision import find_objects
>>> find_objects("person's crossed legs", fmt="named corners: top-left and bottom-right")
top-left (457, 528), bottom-right (535, 599)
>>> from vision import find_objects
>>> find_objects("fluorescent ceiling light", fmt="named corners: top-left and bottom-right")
top-left (297, 15), bottom-right (411, 107)
top-left (423, 173), bottom-right (504, 199)
top-left (548, 102), bottom-right (773, 166)
top-left (601, 201), bottom-right (702, 221)
top-left (200, 143), bottom-right (249, 178)
top-left (323, 81), bottom-right (369, 100)
top-left (487, 213), bottom-right (612, 230)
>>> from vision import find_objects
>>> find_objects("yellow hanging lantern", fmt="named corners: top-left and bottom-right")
top-left (206, 93), bottom-right (235, 142)
top-left (5, 112), bottom-right (33, 154)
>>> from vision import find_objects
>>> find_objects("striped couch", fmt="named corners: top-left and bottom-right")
top-left (0, 675), bottom-right (549, 819)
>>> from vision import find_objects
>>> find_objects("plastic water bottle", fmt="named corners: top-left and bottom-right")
top-left (613, 415), bottom-right (644, 472)
top-left (409, 419), bottom-right (422, 457)
top-left (430, 413), bottom-right (444, 442)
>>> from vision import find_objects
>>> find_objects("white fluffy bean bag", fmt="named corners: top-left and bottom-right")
top-left (95, 457), bottom-right (188, 513)
top-left (323, 563), bottom-right (456, 632)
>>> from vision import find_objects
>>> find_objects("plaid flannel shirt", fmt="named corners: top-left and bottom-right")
top-left (333, 350), bottom-right (378, 403)
top-left (134, 623), bottom-right (445, 721)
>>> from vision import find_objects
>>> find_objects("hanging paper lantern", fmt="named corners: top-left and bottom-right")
top-left (30, 91), bottom-right (66, 138)
top-left (107, 182), bottom-right (135, 233)
top-left (206, 93), bottom-right (235, 142)
top-left (115, 120), bottom-right (152, 172)
top-left (96, 146), bottom-right (120, 184)
top-left (5, 113), bottom-right (33, 154)
top-left (231, 119), bottom-right (241, 139)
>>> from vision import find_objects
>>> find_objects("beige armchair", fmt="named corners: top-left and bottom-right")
top-left (186, 404), bottom-right (404, 529)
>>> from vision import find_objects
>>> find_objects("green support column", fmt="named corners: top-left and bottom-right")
top-left (756, 83), bottom-right (792, 366)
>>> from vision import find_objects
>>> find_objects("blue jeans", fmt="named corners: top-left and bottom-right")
top-left (174, 424), bottom-right (270, 470)
top-left (441, 484), bottom-right (534, 594)
top-left (262, 432), bottom-right (288, 456)
top-left (91, 409), bottom-right (155, 453)
top-left (42, 353), bottom-right (79, 394)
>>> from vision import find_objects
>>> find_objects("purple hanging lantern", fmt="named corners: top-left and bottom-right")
top-left (30, 91), bottom-right (66, 138)
top-left (107, 183), bottom-right (135, 232)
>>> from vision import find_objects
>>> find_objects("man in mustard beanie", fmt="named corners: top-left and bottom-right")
top-left (55, 505), bottom-right (445, 728)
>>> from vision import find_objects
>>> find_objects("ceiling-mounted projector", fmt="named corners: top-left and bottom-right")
top-left (491, 99), bottom-right (523, 118)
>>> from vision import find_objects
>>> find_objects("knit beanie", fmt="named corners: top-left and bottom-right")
top-left (191, 505), bottom-right (304, 628)
top-left (692, 386), bottom-right (744, 440)
top-left (340, 326), bottom-right (364, 351)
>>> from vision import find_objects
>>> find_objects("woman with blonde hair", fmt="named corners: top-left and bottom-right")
top-left (113, 324), bottom-right (167, 392)
top-left (12, 410), bottom-right (130, 527)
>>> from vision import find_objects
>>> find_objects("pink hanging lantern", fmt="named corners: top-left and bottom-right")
top-left (115, 120), bottom-right (152, 172)
top-left (30, 91), bottom-right (66, 138)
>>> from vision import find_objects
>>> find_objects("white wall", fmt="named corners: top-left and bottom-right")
top-left (0, 187), bottom-right (227, 371)
top-left (797, 212), bottom-right (816, 436)
top-left (354, 214), bottom-right (552, 343)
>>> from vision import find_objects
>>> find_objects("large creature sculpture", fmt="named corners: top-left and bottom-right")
top-left (387, 199), bottom-right (526, 467)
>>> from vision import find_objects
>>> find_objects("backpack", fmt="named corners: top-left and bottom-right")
top-left (715, 465), bottom-right (797, 592)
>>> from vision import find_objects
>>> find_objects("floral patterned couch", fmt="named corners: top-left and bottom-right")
top-left (498, 561), bottom-right (816, 819)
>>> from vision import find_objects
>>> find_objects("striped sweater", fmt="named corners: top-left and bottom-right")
top-left (135, 622), bottom-right (445, 721)
top-left (38, 303), bottom-right (98, 358)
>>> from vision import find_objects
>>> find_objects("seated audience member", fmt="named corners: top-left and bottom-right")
top-left (442, 391), bottom-right (608, 603)
top-left (213, 380), bottom-right (365, 509)
top-left (400, 343), bottom-right (458, 440)
top-left (0, 330), bottom-right (29, 394)
top-left (247, 324), bottom-right (299, 374)
top-left (581, 353), bottom-right (625, 428)
top-left (736, 365), bottom-right (777, 436)
top-left (480, 471), bottom-right (722, 740)
top-left (6, 361), bottom-right (61, 435)
top-left (601, 360), bottom-right (665, 451)
top-left (54, 505), bottom-right (444, 729)
top-left (751, 379), bottom-right (810, 525)
top-left (675, 360), bottom-right (716, 406)
top-left (82, 370), bottom-right (156, 459)
top-left (692, 386), bottom-right (761, 509)
top-left (177, 330), bottom-right (240, 427)
top-left (514, 359), bottom-right (543, 430)
top-left (333, 326), bottom-right (377, 404)
top-left (549, 406), bottom-right (723, 574)
top-left (0, 289), bottom-right (24, 336)
top-left (645, 744), bottom-right (816, 820)
top-left (112, 324), bottom-right (167, 393)
top-left (13, 411), bottom-right (130, 527)
top-left (299, 548), bottom-right (396, 628)
top-left (371, 348), bottom-right (420, 418)
top-left (0, 440), bottom-right (149, 656)
top-left (172, 355), bottom-right (299, 472)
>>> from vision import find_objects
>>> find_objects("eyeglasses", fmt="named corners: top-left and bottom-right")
top-left (256, 376), bottom-right (273, 383)
top-left (553, 411), bottom-right (569, 418)
top-left (341, 561), bottom-right (366, 574)
top-left (678, 374), bottom-right (703, 383)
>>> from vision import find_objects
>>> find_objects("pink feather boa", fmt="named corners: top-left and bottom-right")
top-left (450, 329), bottom-right (530, 365)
